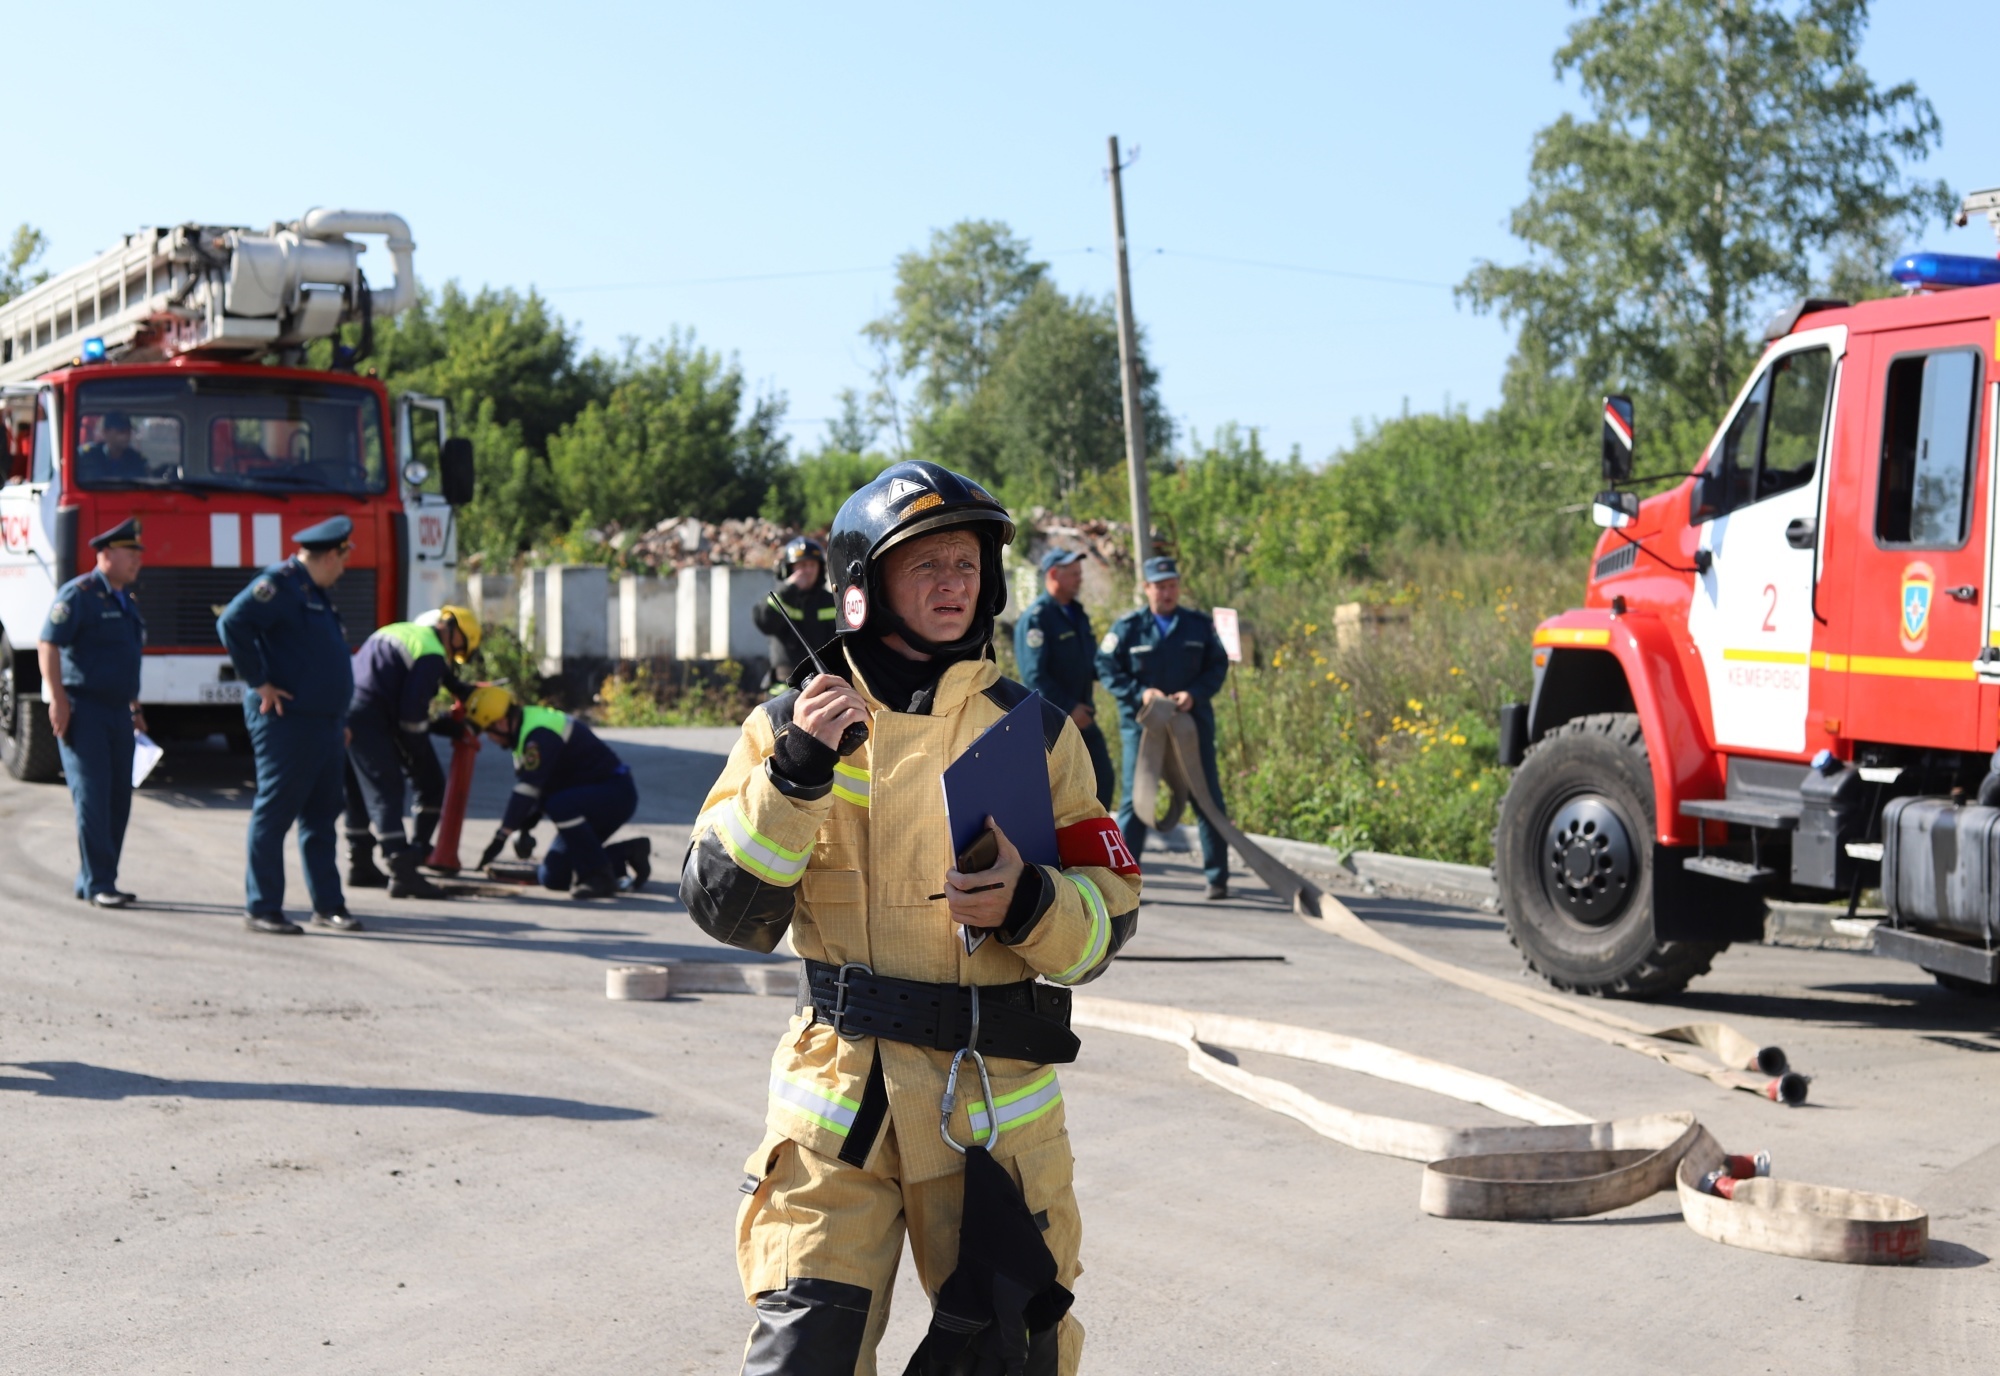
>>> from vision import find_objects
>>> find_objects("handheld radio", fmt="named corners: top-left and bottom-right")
top-left (767, 591), bottom-right (870, 756)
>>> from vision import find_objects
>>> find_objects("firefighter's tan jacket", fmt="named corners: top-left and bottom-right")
top-left (682, 653), bottom-right (1141, 1185)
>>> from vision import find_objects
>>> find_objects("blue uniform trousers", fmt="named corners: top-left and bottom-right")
top-left (244, 701), bottom-right (347, 917)
top-left (59, 696), bottom-right (136, 899)
top-left (1078, 719), bottom-right (1116, 812)
top-left (1117, 714), bottom-right (1229, 886)
top-left (537, 768), bottom-right (636, 890)
top-left (343, 710), bottom-right (444, 857)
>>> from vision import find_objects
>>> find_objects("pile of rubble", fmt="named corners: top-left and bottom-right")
top-left (1017, 509), bottom-right (1135, 573)
top-left (624, 516), bottom-right (801, 572)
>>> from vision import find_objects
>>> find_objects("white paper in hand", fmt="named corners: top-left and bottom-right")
top-left (132, 730), bottom-right (164, 787)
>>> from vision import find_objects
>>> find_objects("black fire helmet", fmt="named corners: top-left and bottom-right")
top-left (776, 535), bottom-right (825, 581)
top-left (826, 461), bottom-right (1016, 652)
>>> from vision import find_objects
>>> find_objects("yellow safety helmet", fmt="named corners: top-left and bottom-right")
top-left (465, 685), bottom-right (516, 731)
top-left (429, 605), bottom-right (482, 663)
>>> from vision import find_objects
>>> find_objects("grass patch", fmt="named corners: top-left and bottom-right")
top-left (596, 661), bottom-right (761, 728)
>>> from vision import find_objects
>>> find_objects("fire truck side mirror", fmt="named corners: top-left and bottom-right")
top-left (1592, 491), bottom-right (1639, 529)
top-left (440, 436), bottom-right (476, 508)
top-left (1600, 395), bottom-right (1635, 484)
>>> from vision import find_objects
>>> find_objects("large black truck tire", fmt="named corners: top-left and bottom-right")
top-left (1495, 712), bottom-right (1721, 999)
top-left (0, 635), bottom-right (62, 783)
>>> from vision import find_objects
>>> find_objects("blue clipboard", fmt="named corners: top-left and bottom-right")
top-left (941, 692), bottom-right (1058, 950)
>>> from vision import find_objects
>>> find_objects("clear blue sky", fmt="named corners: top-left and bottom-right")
top-left (9, 1), bottom-right (1995, 463)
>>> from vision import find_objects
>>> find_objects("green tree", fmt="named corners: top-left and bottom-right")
top-left (761, 448), bottom-right (895, 532)
top-left (1, 224), bottom-right (50, 305)
top-left (546, 332), bottom-right (787, 532)
top-left (986, 283), bottom-right (1170, 508)
top-left (865, 221), bottom-right (1046, 411)
top-left (1460, 0), bottom-right (1950, 441)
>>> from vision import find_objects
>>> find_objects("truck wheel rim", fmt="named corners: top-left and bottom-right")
top-left (0, 660), bottom-right (14, 735)
top-left (1539, 796), bottom-right (1637, 927)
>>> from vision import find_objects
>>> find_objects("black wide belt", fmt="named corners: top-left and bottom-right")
top-left (799, 959), bottom-right (1080, 1065)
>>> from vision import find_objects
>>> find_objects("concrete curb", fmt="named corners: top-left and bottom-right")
top-left (1247, 832), bottom-right (1879, 950)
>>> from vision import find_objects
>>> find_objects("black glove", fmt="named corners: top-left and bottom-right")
top-left (513, 828), bottom-right (537, 859)
top-left (476, 829), bottom-right (508, 870)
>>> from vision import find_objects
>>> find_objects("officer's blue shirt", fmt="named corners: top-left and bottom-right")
top-left (216, 558), bottom-right (355, 717)
top-left (350, 634), bottom-right (449, 730)
top-left (1096, 603), bottom-right (1231, 727)
top-left (1013, 592), bottom-right (1100, 716)
top-left (502, 713), bottom-right (627, 831)
top-left (40, 570), bottom-right (146, 705)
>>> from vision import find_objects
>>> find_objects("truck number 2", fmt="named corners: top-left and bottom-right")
top-left (1762, 583), bottom-right (1778, 633)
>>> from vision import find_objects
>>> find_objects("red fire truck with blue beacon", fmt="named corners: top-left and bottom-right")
top-left (0, 210), bottom-right (472, 781)
top-left (1497, 186), bottom-right (2000, 997)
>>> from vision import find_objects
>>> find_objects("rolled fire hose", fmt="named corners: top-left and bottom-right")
top-left (1129, 698), bottom-right (1807, 1104)
top-left (1107, 700), bottom-right (1926, 1261)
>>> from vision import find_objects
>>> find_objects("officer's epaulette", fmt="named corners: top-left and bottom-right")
top-left (980, 677), bottom-right (1068, 755)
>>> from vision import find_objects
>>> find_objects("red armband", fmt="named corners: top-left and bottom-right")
top-left (1057, 817), bottom-right (1140, 874)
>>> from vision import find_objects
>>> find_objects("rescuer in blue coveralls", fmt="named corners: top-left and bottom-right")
top-left (464, 687), bottom-right (650, 900)
top-left (342, 607), bottom-right (481, 900)
top-left (38, 518), bottom-right (148, 908)
top-left (1096, 555), bottom-right (1234, 900)
top-left (1014, 546), bottom-right (1116, 809)
top-left (216, 516), bottom-right (361, 936)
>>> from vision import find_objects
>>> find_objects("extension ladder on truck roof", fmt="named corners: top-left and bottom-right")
top-left (0, 210), bottom-right (416, 384)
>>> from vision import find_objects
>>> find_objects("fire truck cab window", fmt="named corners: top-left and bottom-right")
top-left (72, 376), bottom-right (385, 495)
top-left (1876, 348), bottom-right (1980, 549)
top-left (1716, 347), bottom-right (1832, 514)
top-left (32, 390), bottom-right (56, 484)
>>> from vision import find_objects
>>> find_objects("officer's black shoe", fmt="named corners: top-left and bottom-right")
top-left (245, 913), bottom-right (304, 935)
top-left (89, 891), bottom-right (132, 909)
top-left (385, 850), bottom-right (448, 900)
top-left (347, 843), bottom-right (388, 889)
top-left (312, 911), bottom-right (366, 932)
top-left (1204, 882), bottom-right (1229, 902)
top-left (571, 867), bottom-right (622, 901)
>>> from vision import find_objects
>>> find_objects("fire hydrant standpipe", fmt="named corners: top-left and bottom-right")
top-left (428, 701), bottom-right (480, 873)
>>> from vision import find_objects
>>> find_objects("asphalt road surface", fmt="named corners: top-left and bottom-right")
top-left (3, 727), bottom-right (1996, 1374)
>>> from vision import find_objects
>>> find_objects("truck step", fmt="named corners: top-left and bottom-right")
top-left (1681, 798), bottom-right (1801, 831)
top-left (1873, 925), bottom-right (2000, 986)
top-left (1683, 855), bottom-right (1781, 885)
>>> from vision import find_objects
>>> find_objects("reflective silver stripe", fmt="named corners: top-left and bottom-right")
top-left (1051, 874), bottom-right (1111, 984)
top-left (400, 719), bottom-right (429, 733)
top-left (968, 1069), bottom-right (1063, 1142)
top-left (768, 1072), bottom-right (858, 1136)
top-left (513, 783), bottom-right (542, 798)
top-left (717, 804), bottom-right (810, 884)
top-left (831, 763), bottom-right (870, 808)
top-left (554, 815), bottom-right (588, 829)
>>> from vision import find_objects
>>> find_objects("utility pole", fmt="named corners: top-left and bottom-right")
top-left (1107, 135), bottom-right (1151, 585)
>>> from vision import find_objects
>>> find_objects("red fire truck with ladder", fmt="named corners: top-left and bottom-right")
top-left (1497, 186), bottom-right (2000, 999)
top-left (0, 209), bottom-right (472, 780)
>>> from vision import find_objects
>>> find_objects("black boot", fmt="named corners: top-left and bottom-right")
top-left (386, 847), bottom-right (448, 900)
top-left (347, 833), bottom-right (388, 889)
top-left (609, 837), bottom-right (652, 892)
top-left (570, 863), bottom-right (622, 900)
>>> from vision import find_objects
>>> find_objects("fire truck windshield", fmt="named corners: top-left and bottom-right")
top-left (72, 375), bottom-right (387, 496)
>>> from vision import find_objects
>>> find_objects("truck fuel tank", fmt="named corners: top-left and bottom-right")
top-left (1882, 796), bottom-right (2000, 943)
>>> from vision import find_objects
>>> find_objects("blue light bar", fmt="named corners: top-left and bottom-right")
top-left (1890, 253), bottom-right (2000, 289)
top-left (81, 337), bottom-right (106, 361)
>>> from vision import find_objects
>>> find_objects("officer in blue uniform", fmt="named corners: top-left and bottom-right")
top-left (216, 516), bottom-right (361, 935)
top-left (1014, 547), bottom-right (1115, 808)
top-left (465, 686), bottom-right (649, 900)
top-left (38, 518), bottom-right (148, 908)
top-left (1096, 555), bottom-right (1234, 900)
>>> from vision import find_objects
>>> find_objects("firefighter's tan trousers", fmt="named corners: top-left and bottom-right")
top-left (738, 1121), bottom-right (1085, 1375)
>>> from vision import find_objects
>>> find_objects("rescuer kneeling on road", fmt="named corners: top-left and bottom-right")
top-left (466, 687), bottom-right (650, 899)
top-left (1098, 555), bottom-right (1234, 900)
top-left (216, 516), bottom-right (361, 936)
top-left (343, 606), bottom-right (481, 898)
top-left (39, 518), bottom-right (148, 909)
top-left (682, 461), bottom-right (1140, 1375)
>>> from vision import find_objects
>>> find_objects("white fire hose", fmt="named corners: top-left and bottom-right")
top-left (1096, 700), bottom-right (1928, 1264)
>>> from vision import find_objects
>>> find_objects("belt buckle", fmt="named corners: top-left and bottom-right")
top-left (829, 961), bottom-right (872, 1041)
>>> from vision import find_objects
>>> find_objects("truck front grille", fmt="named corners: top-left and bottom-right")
top-left (132, 566), bottom-right (379, 651)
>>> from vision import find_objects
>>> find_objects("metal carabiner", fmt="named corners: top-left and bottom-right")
top-left (939, 986), bottom-right (999, 1155)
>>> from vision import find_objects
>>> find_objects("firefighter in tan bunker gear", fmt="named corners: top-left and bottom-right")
top-left (682, 461), bottom-right (1141, 1375)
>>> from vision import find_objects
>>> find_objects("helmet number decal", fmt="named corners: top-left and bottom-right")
top-left (844, 585), bottom-right (868, 629)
